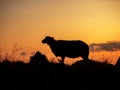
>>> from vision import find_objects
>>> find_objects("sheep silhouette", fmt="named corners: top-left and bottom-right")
top-left (42, 36), bottom-right (89, 64)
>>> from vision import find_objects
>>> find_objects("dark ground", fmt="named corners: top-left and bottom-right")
top-left (0, 51), bottom-right (120, 90)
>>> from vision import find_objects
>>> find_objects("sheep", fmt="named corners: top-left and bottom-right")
top-left (42, 36), bottom-right (89, 64)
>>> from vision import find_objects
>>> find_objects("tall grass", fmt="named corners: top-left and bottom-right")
top-left (90, 51), bottom-right (119, 65)
top-left (0, 44), bottom-right (27, 62)
top-left (0, 44), bottom-right (119, 65)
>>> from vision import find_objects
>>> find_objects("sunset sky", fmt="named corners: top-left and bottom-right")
top-left (0, 0), bottom-right (120, 64)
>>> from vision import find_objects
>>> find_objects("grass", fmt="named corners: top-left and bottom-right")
top-left (0, 51), bottom-right (120, 90)
top-left (0, 44), bottom-right (119, 89)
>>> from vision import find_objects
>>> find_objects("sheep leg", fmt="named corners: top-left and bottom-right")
top-left (61, 56), bottom-right (65, 64)
top-left (82, 55), bottom-right (89, 61)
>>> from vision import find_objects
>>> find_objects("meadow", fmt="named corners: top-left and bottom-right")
top-left (0, 51), bottom-right (120, 90)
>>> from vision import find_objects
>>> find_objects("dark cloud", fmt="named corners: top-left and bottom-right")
top-left (89, 41), bottom-right (120, 52)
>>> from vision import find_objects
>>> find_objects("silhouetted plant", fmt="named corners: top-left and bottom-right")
top-left (20, 51), bottom-right (27, 61)
top-left (30, 51), bottom-right (48, 64)
top-left (0, 44), bottom-right (25, 62)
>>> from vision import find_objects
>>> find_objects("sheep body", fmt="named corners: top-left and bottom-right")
top-left (42, 36), bottom-right (89, 63)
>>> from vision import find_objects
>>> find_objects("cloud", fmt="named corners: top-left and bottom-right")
top-left (89, 41), bottom-right (120, 52)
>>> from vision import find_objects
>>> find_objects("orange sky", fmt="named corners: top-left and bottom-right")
top-left (0, 0), bottom-right (120, 64)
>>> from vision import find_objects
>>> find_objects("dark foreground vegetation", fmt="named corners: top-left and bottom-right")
top-left (0, 51), bottom-right (120, 90)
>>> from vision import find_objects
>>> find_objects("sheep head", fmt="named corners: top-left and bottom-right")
top-left (42, 36), bottom-right (55, 44)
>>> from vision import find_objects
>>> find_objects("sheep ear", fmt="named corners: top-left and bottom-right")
top-left (46, 36), bottom-right (54, 39)
top-left (45, 36), bottom-right (51, 38)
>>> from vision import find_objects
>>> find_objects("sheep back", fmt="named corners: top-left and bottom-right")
top-left (49, 40), bottom-right (89, 60)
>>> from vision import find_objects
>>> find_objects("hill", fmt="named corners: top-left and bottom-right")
top-left (0, 51), bottom-right (120, 90)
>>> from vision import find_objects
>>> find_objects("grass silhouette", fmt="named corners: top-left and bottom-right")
top-left (0, 51), bottom-right (120, 90)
